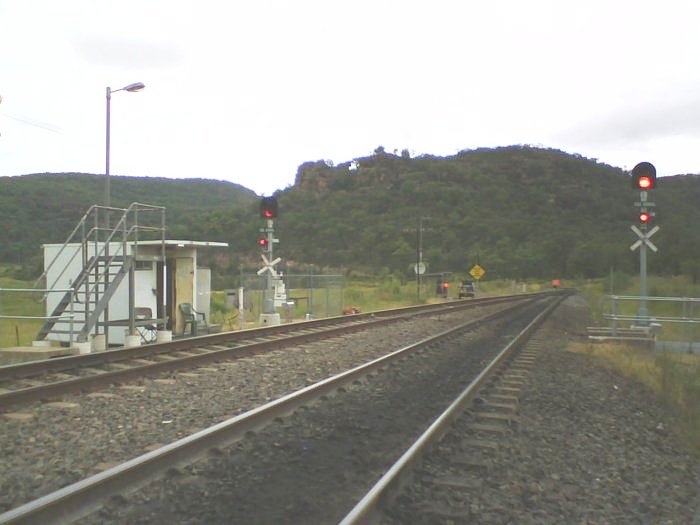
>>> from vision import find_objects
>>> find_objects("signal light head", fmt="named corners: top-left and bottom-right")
top-left (639, 211), bottom-right (651, 223)
top-left (258, 238), bottom-right (268, 247)
top-left (260, 196), bottom-right (278, 219)
top-left (631, 162), bottom-right (656, 190)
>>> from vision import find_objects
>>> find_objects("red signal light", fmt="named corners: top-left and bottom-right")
top-left (638, 176), bottom-right (653, 190)
top-left (258, 238), bottom-right (268, 247)
top-left (639, 212), bottom-right (651, 223)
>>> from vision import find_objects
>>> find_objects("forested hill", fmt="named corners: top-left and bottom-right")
top-left (0, 174), bottom-right (257, 264)
top-left (1, 147), bottom-right (699, 283)
top-left (276, 146), bottom-right (700, 281)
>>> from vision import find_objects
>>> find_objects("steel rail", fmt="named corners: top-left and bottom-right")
top-left (339, 293), bottom-right (568, 525)
top-left (0, 296), bottom-right (541, 410)
top-left (0, 294), bottom-right (540, 383)
top-left (0, 298), bottom-right (548, 525)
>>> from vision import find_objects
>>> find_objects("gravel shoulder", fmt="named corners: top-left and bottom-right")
top-left (474, 295), bottom-right (700, 524)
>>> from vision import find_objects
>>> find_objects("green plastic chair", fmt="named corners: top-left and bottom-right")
top-left (179, 303), bottom-right (208, 336)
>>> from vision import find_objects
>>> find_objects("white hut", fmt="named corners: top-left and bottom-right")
top-left (41, 239), bottom-right (228, 347)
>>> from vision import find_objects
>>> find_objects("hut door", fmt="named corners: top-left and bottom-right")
top-left (174, 257), bottom-right (194, 335)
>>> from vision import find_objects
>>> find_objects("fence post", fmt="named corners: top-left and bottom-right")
top-left (69, 290), bottom-right (75, 348)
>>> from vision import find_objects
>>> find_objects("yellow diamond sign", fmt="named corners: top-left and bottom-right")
top-left (469, 264), bottom-right (486, 281)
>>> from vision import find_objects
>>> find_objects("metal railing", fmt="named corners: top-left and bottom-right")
top-left (34, 203), bottom-right (166, 300)
top-left (601, 294), bottom-right (700, 351)
top-left (0, 287), bottom-right (76, 346)
top-left (3, 203), bottom-right (166, 347)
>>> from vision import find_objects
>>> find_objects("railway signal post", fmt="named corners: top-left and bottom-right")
top-left (258, 197), bottom-right (282, 326)
top-left (629, 162), bottom-right (658, 325)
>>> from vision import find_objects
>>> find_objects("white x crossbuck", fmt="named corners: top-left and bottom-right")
top-left (630, 225), bottom-right (660, 253)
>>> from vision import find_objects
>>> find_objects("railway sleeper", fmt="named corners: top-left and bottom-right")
top-left (150, 354), bottom-right (179, 362)
top-left (480, 400), bottom-right (518, 412)
top-left (462, 437), bottom-right (501, 450)
top-left (78, 367), bottom-right (108, 375)
top-left (446, 454), bottom-right (494, 473)
top-left (418, 503), bottom-right (472, 521)
top-left (467, 422), bottom-right (510, 435)
top-left (475, 411), bottom-right (518, 426)
top-left (431, 474), bottom-right (484, 490)
top-left (490, 385), bottom-right (520, 395)
top-left (484, 393), bottom-right (519, 404)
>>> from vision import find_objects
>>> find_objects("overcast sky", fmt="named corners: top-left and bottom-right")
top-left (1, 1), bottom-right (699, 195)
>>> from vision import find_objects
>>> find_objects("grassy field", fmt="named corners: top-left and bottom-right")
top-left (0, 269), bottom-right (44, 348)
top-left (207, 275), bottom-right (534, 329)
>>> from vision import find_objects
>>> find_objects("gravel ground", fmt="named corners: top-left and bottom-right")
top-left (87, 304), bottom-right (543, 524)
top-left (387, 294), bottom-right (700, 524)
top-left (508, 297), bottom-right (700, 524)
top-left (0, 304), bottom-right (507, 513)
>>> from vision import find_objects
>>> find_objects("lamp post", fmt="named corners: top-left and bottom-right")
top-left (105, 82), bottom-right (145, 208)
top-left (102, 82), bottom-right (144, 348)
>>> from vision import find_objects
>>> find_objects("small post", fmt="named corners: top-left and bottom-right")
top-left (238, 287), bottom-right (245, 330)
top-left (307, 265), bottom-right (314, 319)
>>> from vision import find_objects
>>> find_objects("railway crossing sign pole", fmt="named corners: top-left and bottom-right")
top-left (630, 223), bottom-right (659, 324)
top-left (258, 197), bottom-right (281, 326)
top-left (257, 222), bottom-right (281, 326)
top-left (629, 162), bottom-right (658, 326)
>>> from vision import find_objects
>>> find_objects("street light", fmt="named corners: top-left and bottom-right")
top-left (102, 82), bottom-right (144, 348)
top-left (105, 82), bottom-right (145, 208)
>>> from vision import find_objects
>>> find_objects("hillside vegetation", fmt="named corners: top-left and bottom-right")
top-left (278, 146), bottom-right (700, 281)
top-left (0, 174), bottom-right (257, 270)
top-left (1, 147), bottom-right (699, 284)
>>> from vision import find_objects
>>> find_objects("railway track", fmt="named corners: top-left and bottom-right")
top-left (341, 295), bottom-right (564, 524)
top-left (0, 292), bottom-right (565, 524)
top-left (0, 295), bottom-right (536, 411)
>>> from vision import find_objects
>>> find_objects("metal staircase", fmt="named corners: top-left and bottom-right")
top-left (34, 203), bottom-right (166, 345)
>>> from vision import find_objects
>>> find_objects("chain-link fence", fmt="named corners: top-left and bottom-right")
top-left (232, 272), bottom-right (345, 324)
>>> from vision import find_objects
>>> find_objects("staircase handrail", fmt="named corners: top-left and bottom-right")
top-left (33, 203), bottom-right (166, 302)
top-left (81, 203), bottom-right (166, 301)
top-left (31, 205), bottom-right (99, 294)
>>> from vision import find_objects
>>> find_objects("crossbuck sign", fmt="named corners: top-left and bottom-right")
top-left (257, 253), bottom-right (281, 276)
top-left (630, 225), bottom-right (659, 253)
